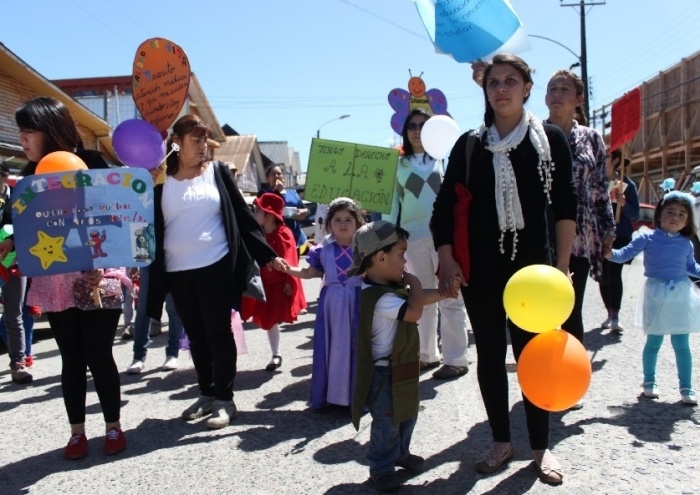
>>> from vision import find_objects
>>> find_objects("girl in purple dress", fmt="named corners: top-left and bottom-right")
top-left (285, 198), bottom-right (365, 409)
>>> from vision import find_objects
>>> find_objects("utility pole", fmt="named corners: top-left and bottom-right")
top-left (560, 0), bottom-right (605, 124)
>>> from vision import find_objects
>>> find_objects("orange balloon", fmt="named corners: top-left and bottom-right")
top-left (36, 151), bottom-right (88, 173)
top-left (517, 329), bottom-right (591, 412)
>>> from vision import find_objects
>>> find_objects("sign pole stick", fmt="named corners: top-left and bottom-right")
top-left (615, 144), bottom-right (626, 223)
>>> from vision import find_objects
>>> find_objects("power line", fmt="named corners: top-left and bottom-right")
top-left (589, 8), bottom-right (700, 105)
top-left (335, 0), bottom-right (428, 41)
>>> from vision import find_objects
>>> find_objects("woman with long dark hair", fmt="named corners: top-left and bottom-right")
top-left (15, 96), bottom-right (124, 460)
top-left (383, 109), bottom-right (469, 380)
top-left (431, 54), bottom-right (577, 484)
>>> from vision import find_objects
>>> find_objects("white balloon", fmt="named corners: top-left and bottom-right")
top-left (420, 115), bottom-right (461, 159)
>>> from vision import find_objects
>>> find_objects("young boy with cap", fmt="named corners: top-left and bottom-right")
top-left (349, 220), bottom-right (459, 492)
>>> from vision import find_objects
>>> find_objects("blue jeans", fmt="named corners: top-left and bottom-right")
top-left (366, 366), bottom-right (418, 477)
top-left (643, 334), bottom-right (692, 390)
top-left (0, 305), bottom-right (34, 357)
top-left (1, 275), bottom-right (28, 365)
top-left (132, 266), bottom-right (184, 361)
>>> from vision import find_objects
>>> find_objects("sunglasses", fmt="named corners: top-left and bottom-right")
top-left (407, 121), bottom-right (426, 131)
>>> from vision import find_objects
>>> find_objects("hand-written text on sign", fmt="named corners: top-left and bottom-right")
top-left (305, 139), bottom-right (398, 214)
top-left (414, 0), bottom-right (524, 63)
top-left (11, 169), bottom-right (155, 276)
top-left (132, 38), bottom-right (191, 133)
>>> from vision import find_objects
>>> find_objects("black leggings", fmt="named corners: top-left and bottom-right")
top-left (463, 283), bottom-right (551, 450)
top-left (168, 254), bottom-right (237, 401)
top-left (599, 237), bottom-right (631, 311)
top-left (561, 255), bottom-right (589, 344)
top-left (49, 308), bottom-right (122, 424)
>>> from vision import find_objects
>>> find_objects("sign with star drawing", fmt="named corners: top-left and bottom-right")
top-left (11, 168), bottom-right (155, 276)
top-left (305, 138), bottom-right (398, 214)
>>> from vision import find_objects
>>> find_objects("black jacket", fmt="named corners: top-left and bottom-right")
top-left (147, 162), bottom-right (278, 319)
top-left (431, 124), bottom-right (578, 286)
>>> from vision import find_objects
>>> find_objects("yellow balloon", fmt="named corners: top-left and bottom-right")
top-left (503, 264), bottom-right (575, 333)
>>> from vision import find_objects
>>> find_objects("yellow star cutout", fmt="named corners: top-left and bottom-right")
top-left (29, 231), bottom-right (68, 270)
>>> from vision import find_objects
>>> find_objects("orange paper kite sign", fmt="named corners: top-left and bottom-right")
top-left (131, 38), bottom-right (191, 133)
top-left (609, 88), bottom-right (641, 151)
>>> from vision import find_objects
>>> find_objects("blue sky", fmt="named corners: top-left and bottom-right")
top-left (2, 1), bottom-right (698, 171)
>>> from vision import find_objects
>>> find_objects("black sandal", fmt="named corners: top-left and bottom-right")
top-left (265, 355), bottom-right (282, 372)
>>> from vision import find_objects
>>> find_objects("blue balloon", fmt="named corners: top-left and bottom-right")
top-left (112, 119), bottom-right (165, 169)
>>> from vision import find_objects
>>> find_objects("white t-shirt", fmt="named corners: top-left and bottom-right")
top-left (162, 164), bottom-right (228, 272)
top-left (362, 283), bottom-right (407, 361)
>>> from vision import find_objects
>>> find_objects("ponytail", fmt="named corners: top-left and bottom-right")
top-left (484, 102), bottom-right (495, 127)
top-left (574, 105), bottom-right (588, 126)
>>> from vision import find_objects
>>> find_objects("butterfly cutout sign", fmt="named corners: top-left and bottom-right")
top-left (387, 72), bottom-right (450, 135)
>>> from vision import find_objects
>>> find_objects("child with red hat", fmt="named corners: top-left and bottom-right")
top-left (241, 193), bottom-right (307, 371)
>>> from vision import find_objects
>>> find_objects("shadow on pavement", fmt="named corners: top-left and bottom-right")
top-left (0, 417), bottom-right (235, 495)
top-left (234, 408), bottom-right (349, 454)
top-left (553, 395), bottom-right (700, 445)
top-left (317, 404), bottom-right (546, 494)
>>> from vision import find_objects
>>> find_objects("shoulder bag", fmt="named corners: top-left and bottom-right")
top-left (451, 131), bottom-right (477, 283)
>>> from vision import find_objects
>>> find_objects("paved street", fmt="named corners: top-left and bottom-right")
top-left (1, 256), bottom-right (699, 494)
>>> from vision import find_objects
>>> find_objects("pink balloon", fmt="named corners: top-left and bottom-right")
top-left (112, 119), bottom-right (166, 169)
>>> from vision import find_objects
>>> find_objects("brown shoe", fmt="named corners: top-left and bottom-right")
top-left (432, 364), bottom-right (468, 380)
top-left (475, 443), bottom-right (514, 474)
top-left (10, 362), bottom-right (33, 384)
top-left (419, 360), bottom-right (440, 372)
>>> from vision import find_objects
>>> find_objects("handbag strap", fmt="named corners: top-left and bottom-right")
top-left (464, 130), bottom-right (478, 187)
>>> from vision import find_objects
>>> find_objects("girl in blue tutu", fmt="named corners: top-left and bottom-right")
top-left (604, 191), bottom-right (700, 405)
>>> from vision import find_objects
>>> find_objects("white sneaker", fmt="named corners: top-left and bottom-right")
top-left (205, 400), bottom-right (238, 429)
top-left (126, 359), bottom-right (145, 374)
top-left (681, 389), bottom-right (697, 406)
top-left (600, 318), bottom-right (612, 329)
top-left (162, 356), bottom-right (179, 371)
top-left (642, 382), bottom-right (659, 399)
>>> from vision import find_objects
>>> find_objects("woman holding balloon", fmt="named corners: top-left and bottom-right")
top-left (431, 54), bottom-right (577, 484)
top-left (472, 64), bottom-right (616, 344)
top-left (383, 109), bottom-right (469, 380)
top-left (14, 96), bottom-right (125, 460)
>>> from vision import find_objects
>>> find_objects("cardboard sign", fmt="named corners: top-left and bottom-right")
top-left (305, 139), bottom-right (398, 214)
top-left (132, 38), bottom-right (191, 133)
top-left (388, 74), bottom-right (450, 134)
top-left (414, 0), bottom-right (528, 63)
top-left (11, 169), bottom-right (155, 276)
top-left (610, 88), bottom-right (641, 151)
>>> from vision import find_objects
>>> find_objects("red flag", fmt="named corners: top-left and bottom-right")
top-left (610, 88), bottom-right (641, 151)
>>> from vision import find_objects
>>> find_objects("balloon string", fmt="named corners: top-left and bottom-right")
top-left (159, 143), bottom-right (180, 167)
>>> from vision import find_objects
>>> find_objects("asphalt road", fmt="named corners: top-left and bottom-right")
top-left (0, 255), bottom-right (698, 494)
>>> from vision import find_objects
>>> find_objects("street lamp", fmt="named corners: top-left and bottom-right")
top-left (316, 114), bottom-right (350, 138)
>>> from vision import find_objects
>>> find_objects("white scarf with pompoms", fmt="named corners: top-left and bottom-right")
top-left (479, 110), bottom-right (554, 259)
